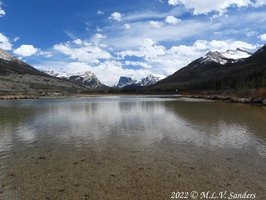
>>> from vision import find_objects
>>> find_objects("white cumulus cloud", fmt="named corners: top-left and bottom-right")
top-left (125, 61), bottom-right (152, 69)
top-left (0, 0), bottom-right (5, 17)
top-left (165, 15), bottom-right (181, 24)
top-left (259, 33), bottom-right (266, 41)
top-left (109, 12), bottom-right (122, 22)
top-left (167, 0), bottom-right (263, 15)
top-left (252, 0), bottom-right (266, 7)
top-left (13, 45), bottom-right (39, 57)
top-left (53, 37), bottom-right (112, 64)
top-left (0, 33), bottom-right (12, 50)
top-left (150, 20), bottom-right (163, 28)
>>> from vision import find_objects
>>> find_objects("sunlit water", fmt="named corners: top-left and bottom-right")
top-left (0, 96), bottom-right (265, 199)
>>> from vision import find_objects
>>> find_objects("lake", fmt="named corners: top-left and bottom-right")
top-left (0, 96), bottom-right (265, 199)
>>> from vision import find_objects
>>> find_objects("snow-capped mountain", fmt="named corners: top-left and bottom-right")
top-left (0, 48), bottom-right (47, 75)
top-left (44, 70), bottom-right (63, 77)
top-left (139, 74), bottom-right (163, 86)
top-left (68, 71), bottom-right (104, 89)
top-left (0, 48), bottom-right (21, 62)
top-left (200, 48), bottom-right (252, 65)
top-left (116, 74), bottom-right (164, 88)
top-left (44, 70), bottom-right (105, 89)
top-left (116, 76), bottom-right (138, 88)
top-left (0, 48), bottom-right (15, 61)
top-left (154, 45), bottom-right (266, 91)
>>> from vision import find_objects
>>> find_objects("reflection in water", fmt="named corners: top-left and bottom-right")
top-left (1, 97), bottom-right (265, 151)
top-left (0, 96), bottom-right (265, 199)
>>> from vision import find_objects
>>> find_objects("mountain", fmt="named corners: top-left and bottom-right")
top-left (153, 46), bottom-right (266, 91)
top-left (68, 71), bottom-right (106, 89)
top-left (0, 48), bottom-right (48, 76)
top-left (200, 48), bottom-right (252, 65)
top-left (0, 48), bottom-right (84, 95)
top-left (116, 74), bottom-right (163, 89)
top-left (139, 74), bottom-right (162, 86)
top-left (116, 76), bottom-right (138, 88)
top-left (45, 71), bottom-right (106, 89)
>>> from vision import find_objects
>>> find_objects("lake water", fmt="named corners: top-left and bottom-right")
top-left (0, 96), bottom-right (265, 199)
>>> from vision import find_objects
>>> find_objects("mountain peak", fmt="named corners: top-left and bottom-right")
top-left (0, 48), bottom-right (18, 62)
top-left (73, 71), bottom-right (98, 81)
top-left (203, 51), bottom-right (227, 65)
top-left (201, 48), bottom-right (252, 65)
top-left (45, 70), bottom-right (104, 89)
top-left (116, 76), bottom-right (137, 88)
top-left (68, 71), bottom-right (103, 89)
top-left (139, 74), bottom-right (161, 86)
top-left (115, 74), bottom-right (164, 88)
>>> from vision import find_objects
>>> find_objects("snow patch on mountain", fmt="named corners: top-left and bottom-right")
top-left (0, 48), bottom-right (18, 62)
top-left (44, 70), bottom-right (67, 78)
top-left (116, 74), bottom-right (165, 88)
top-left (45, 70), bottom-right (104, 89)
top-left (68, 71), bottom-right (103, 89)
top-left (139, 74), bottom-right (164, 86)
top-left (221, 48), bottom-right (252, 60)
top-left (201, 48), bottom-right (252, 65)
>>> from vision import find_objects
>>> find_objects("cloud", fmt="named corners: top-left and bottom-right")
top-left (0, 0), bottom-right (5, 17)
top-left (246, 31), bottom-right (257, 37)
top-left (109, 12), bottom-right (122, 22)
top-left (123, 7), bottom-right (185, 22)
top-left (53, 37), bottom-right (112, 63)
top-left (118, 38), bottom-right (166, 59)
top-left (124, 24), bottom-right (131, 29)
top-left (124, 61), bottom-right (153, 69)
top-left (38, 50), bottom-right (53, 58)
top-left (97, 10), bottom-right (104, 15)
top-left (259, 33), bottom-right (266, 41)
top-left (165, 15), bottom-right (181, 24)
top-left (104, 19), bottom-right (216, 50)
top-left (73, 39), bottom-right (83, 45)
top-left (150, 20), bottom-right (163, 28)
top-left (167, 0), bottom-right (266, 15)
top-left (96, 26), bottom-right (102, 32)
top-left (13, 45), bottom-right (39, 57)
top-left (0, 33), bottom-right (12, 50)
top-left (252, 0), bottom-right (266, 7)
top-left (118, 39), bottom-right (258, 76)
top-left (13, 36), bottom-right (20, 42)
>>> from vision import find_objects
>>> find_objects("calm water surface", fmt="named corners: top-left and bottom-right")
top-left (0, 96), bottom-right (265, 199)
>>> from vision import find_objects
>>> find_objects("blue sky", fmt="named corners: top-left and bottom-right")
top-left (0, 0), bottom-right (266, 85)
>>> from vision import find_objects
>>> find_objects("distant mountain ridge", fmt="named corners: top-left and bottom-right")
top-left (153, 46), bottom-right (266, 91)
top-left (68, 71), bottom-right (105, 89)
top-left (116, 76), bottom-right (138, 88)
top-left (116, 74), bottom-right (163, 88)
top-left (45, 71), bottom-right (106, 89)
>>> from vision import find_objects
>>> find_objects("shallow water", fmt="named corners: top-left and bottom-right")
top-left (0, 96), bottom-right (265, 199)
